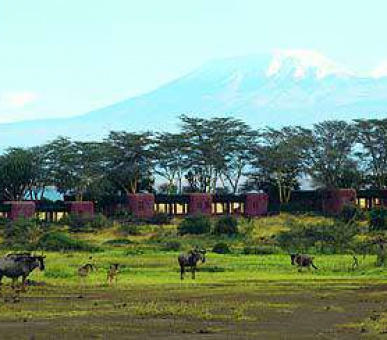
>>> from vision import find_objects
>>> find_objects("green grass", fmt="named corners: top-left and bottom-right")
top-left (0, 250), bottom-right (383, 287)
top-left (1, 214), bottom-right (387, 338)
top-left (0, 250), bottom-right (386, 338)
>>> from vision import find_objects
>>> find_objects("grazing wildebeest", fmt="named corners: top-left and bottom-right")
top-left (290, 253), bottom-right (317, 271)
top-left (77, 263), bottom-right (94, 279)
top-left (107, 264), bottom-right (119, 285)
top-left (0, 253), bottom-right (46, 289)
top-left (178, 249), bottom-right (206, 280)
top-left (352, 255), bottom-right (359, 269)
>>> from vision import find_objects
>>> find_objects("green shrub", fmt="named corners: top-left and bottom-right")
top-left (280, 201), bottom-right (319, 213)
top-left (340, 204), bottom-right (365, 223)
top-left (213, 215), bottom-right (238, 235)
top-left (86, 213), bottom-right (112, 230)
top-left (369, 207), bottom-right (387, 231)
top-left (242, 245), bottom-right (279, 255)
top-left (2, 218), bottom-right (43, 249)
top-left (37, 232), bottom-right (100, 252)
top-left (112, 211), bottom-right (142, 225)
top-left (276, 220), bottom-right (359, 254)
top-left (61, 213), bottom-right (86, 230)
top-left (0, 216), bottom-right (10, 229)
top-left (162, 241), bottom-right (181, 251)
top-left (178, 214), bottom-right (211, 235)
top-left (103, 238), bottom-right (135, 247)
top-left (148, 212), bottom-right (172, 225)
top-left (61, 213), bottom-right (111, 232)
top-left (119, 224), bottom-right (141, 236)
top-left (111, 209), bottom-right (132, 219)
top-left (212, 242), bottom-right (230, 254)
top-left (124, 248), bottom-right (145, 256)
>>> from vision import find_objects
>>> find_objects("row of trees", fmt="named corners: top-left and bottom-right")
top-left (1, 116), bottom-right (387, 203)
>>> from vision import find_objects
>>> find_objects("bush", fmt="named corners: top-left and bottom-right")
top-left (61, 213), bottom-right (111, 232)
top-left (103, 238), bottom-right (135, 247)
top-left (242, 245), bottom-right (279, 255)
top-left (340, 204), bottom-right (365, 223)
top-left (276, 220), bottom-right (359, 254)
top-left (111, 209), bottom-right (132, 219)
top-left (2, 218), bottom-right (43, 249)
top-left (119, 223), bottom-right (141, 236)
top-left (162, 241), bottom-right (181, 251)
top-left (369, 207), bottom-right (387, 231)
top-left (37, 232), bottom-right (100, 252)
top-left (213, 215), bottom-right (238, 235)
top-left (124, 248), bottom-right (145, 256)
top-left (212, 242), bottom-right (230, 254)
top-left (0, 216), bottom-right (10, 229)
top-left (60, 213), bottom-right (89, 231)
top-left (178, 215), bottom-right (211, 235)
top-left (86, 213), bottom-right (112, 230)
top-left (111, 210), bottom-right (142, 225)
top-left (148, 212), bottom-right (172, 225)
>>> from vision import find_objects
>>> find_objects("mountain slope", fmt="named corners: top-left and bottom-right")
top-left (2, 50), bottom-right (387, 149)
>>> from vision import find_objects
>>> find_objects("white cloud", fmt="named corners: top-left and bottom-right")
top-left (0, 91), bottom-right (39, 109)
top-left (371, 61), bottom-right (387, 78)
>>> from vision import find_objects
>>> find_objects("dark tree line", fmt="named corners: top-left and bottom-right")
top-left (0, 116), bottom-right (386, 203)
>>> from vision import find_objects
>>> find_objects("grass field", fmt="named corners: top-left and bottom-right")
top-left (0, 214), bottom-right (387, 339)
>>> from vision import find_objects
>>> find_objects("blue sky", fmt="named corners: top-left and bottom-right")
top-left (1, 0), bottom-right (387, 123)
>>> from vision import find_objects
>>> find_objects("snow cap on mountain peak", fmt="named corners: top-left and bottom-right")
top-left (266, 49), bottom-right (352, 79)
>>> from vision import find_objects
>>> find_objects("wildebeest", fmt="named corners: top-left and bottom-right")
top-left (351, 255), bottom-right (359, 270)
top-left (77, 263), bottom-right (94, 278)
top-left (0, 253), bottom-right (46, 289)
top-left (178, 249), bottom-right (206, 280)
top-left (107, 264), bottom-right (119, 285)
top-left (290, 253), bottom-right (317, 271)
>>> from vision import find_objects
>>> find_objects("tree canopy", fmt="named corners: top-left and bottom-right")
top-left (0, 116), bottom-right (385, 201)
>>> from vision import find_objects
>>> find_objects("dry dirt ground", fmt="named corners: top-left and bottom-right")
top-left (0, 280), bottom-right (386, 339)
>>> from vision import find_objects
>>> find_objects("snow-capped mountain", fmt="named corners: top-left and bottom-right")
top-left (2, 50), bottom-right (387, 149)
top-left (266, 49), bottom-right (352, 79)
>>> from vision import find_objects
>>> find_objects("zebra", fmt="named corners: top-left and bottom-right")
top-left (178, 249), bottom-right (206, 280)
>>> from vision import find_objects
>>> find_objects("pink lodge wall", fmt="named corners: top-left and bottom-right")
top-left (244, 193), bottom-right (269, 217)
top-left (322, 189), bottom-right (357, 215)
top-left (5, 201), bottom-right (36, 220)
top-left (66, 201), bottom-right (95, 216)
top-left (127, 194), bottom-right (155, 218)
top-left (188, 193), bottom-right (213, 215)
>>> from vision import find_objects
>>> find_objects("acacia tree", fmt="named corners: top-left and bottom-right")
top-left (211, 118), bottom-right (258, 194)
top-left (153, 132), bottom-right (188, 194)
top-left (180, 115), bottom-right (222, 193)
top-left (354, 119), bottom-right (387, 188)
top-left (45, 137), bottom-right (103, 201)
top-left (307, 121), bottom-right (359, 189)
top-left (249, 127), bottom-right (311, 204)
top-left (0, 148), bottom-right (35, 200)
top-left (25, 145), bottom-right (51, 200)
top-left (103, 131), bottom-right (154, 194)
top-left (180, 115), bottom-right (257, 193)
